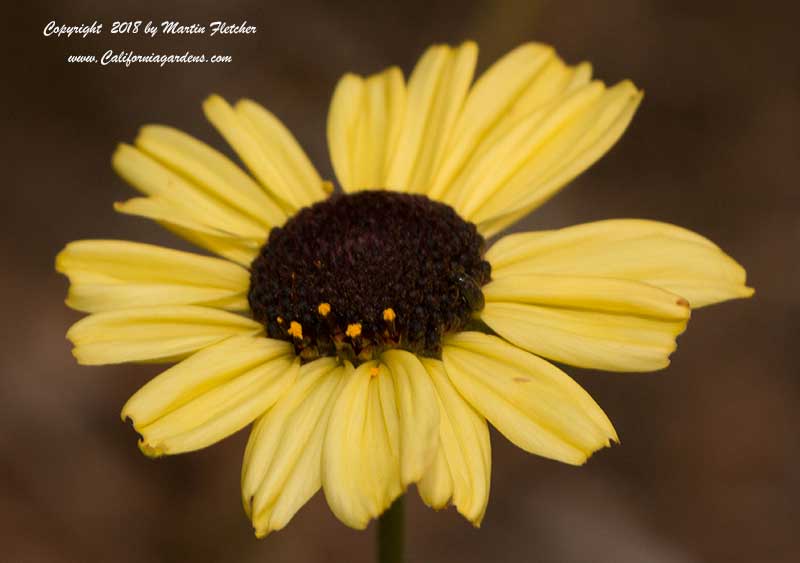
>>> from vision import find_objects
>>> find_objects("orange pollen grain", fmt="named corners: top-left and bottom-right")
top-left (288, 321), bottom-right (303, 339)
top-left (345, 323), bottom-right (362, 338)
top-left (382, 308), bottom-right (396, 322)
top-left (318, 302), bottom-right (331, 316)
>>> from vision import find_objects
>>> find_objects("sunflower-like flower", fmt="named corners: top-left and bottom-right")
top-left (56, 42), bottom-right (753, 536)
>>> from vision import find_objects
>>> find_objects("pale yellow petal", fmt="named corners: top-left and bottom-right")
top-left (112, 197), bottom-right (241, 238)
top-left (235, 99), bottom-right (327, 204)
top-left (322, 361), bottom-right (403, 529)
top-left (321, 360), bottom-right (371, 528)
top-left (134, 125), bottom-right (286, 229)
top-left (478, 58), bottom-right (593, 151)
top-left (363, 365), bottom-right (403, 514)
top-left (242, 358), bottom-right (343, 537)
top-left (416, 439), bottom-right (452, 510)
top-left (480, 274), bottom-right (689, 371)
top-left (203, 95), bottom-right (325, 212)
top-left (449, 81), bottom-right (608, 217)
top-left (386, 42), bottom-right (477, 194)
top-left (427, 43), bottom-right (558, 201)
top-left (328, 68), bottom-right (407, 191)
top-left (112, 143), bottom-right (268, 240)
top-left (481, 302), bottom-right (687, 372)
top-left (122, 335), bottom-right (296, 456)
top-left (242, 358), bottom-right (338, 513)
top-left (484, 274), bottom-right (691, 319)
top-left (112, 197), bottom-right (261, 266)
top-left (473, 83), bottom-right (642, 234)
top-left (487, 220), bottom-right (754, 307)
top-left (66, 305), bottom-right (262, 365)
top-left (443, 332), bottom-right (617, 465)
top-left (405, 42), bottom-right (477, 194)
top-left (56, 240), bottom-right (250, 313)
top-left (419, 358), bottom-right (490, 525)
top-left (165, 222), bottom-right (260, 268)
top-left (327, 73), bottom-right (364, 190)
top-left (385, 44), bottom-right (450, 190)
top-left (382, 350), bottom-right (439, 486)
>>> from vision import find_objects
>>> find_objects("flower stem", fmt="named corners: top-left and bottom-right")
top-left (377, 495), bottom-right (404, 563)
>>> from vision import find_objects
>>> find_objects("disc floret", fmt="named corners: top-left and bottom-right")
top-left (248, 191), bottom-right (491, 362)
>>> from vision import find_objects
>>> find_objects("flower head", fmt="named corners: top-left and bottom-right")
top-left (56, 41), bottom-right (753, 536)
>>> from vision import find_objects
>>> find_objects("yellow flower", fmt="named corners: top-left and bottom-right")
top-left (56, 42), bottom-right (753, 536)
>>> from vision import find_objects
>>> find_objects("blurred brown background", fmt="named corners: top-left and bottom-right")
top-left (2, 0), bottom-right (797, 562)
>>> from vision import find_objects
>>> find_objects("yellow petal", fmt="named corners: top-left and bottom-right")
top-left (322, 361), bottom-right (403, 529)
top-left (405, 42), bottom-right (478, 194)
top-left (112, 143), bottom-right (268, 240)
top-left (480, 274), bottom-right (690, 371)
top-left (66, 305), bottom-right (262, 365)
top-left (327, 73), bottom-right (364, 190)
top-left (416, 439), bottom-right (452, 510)
top-left (56, 240), bottom-right (250, 313)
top-left (418, 359), bottom-right (491, 525)
top-left (428, 43), bottom-right (558, 201)
top-left (134, 125), bottom-right (286, 229)
top-left (122, 335), bottom-right (296, 456)
top-left (482, 302), bottom-right (687, 373)
top-left (203, 95), bottom-right (326, 212)
top-left (484, 274), bottom-right (691, 319)
top-left (328, 68), bottom-right (406, 191)
top-left (385, 42), bottom-right (477, 194)
top-left (487, 219), bottom-right (754, 307)
top-left (450, 80), bottom-right (607, 217)
top-left (167, 221), bottom-right (260, 268)
top-left (382, 350), bottom-right (439, 486)
top-left (242, 358), bottom-right (343, 537)
top-left (475, 58), bottom-right (593, 153)
top-left (235, 99), bottom-right (327, 205)
top-left (468, 81), bottom-right (642, 230)
top-left (442, 332), bottom-right (617, 466)
top-left (112, 197), bottom-right (261, 266)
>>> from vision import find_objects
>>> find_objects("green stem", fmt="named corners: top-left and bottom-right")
top-left (377, 495), bottom-right (404, 563)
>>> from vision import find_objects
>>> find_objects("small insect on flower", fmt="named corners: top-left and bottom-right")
top-left (56, 41), bottom-right (753, 538)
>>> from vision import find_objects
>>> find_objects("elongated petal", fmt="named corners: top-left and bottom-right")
top-left (427, 43), bottom-right (559, 202)
top-left (322, 361), bottom-right (403, 529)
top-left (242, 358), bottom-right (344, 537)
top-left (56, 240), bottom-right (250, 313)
top-left (324, 40), bottom-right (629, 226)
top-left (386, 42), bottom-right (477, 194)
top-left (203, 95), bottom-right (326, 212)
top-left (382, 350), bottom-right (439, 485)
top-left (113, 197), bottom-right (261, 267)
top-left (450, 81), bottom-right (609, 217)
top-left (235, 99), bottom-right (328, 202)
top-left (481, 274), bottom-right (689, 371)
top-left (416, 440), bottom-right (453, 510)
top-left (66, 306), bottom-right (262, 365)
top-left (487, 219), bottom-right (754, 307)
top-left (169, 223), bottom-right (260, 273)
top-left (122, 336), bottom-right (296, 456)
top-left (429, 43), bottom-right (607, 216)
top-left (481, 303), bottom-right (687, 373)
top-left (328, 68), bottom-right (406, 191)
top-left (484, 274), bottom-right (690, 319)
top-left (327, 73), bottom-right (364, 190)
top-left (418, 358), bottom-right (490, 525)
top-left (443, 332), bottom-right (617, 466)
top-left (134, 125), bottom-right (287, 229)
top-left (471, 82), bottom-right (642, 235)
top-left (112, 143), bottom-right (268, 240)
